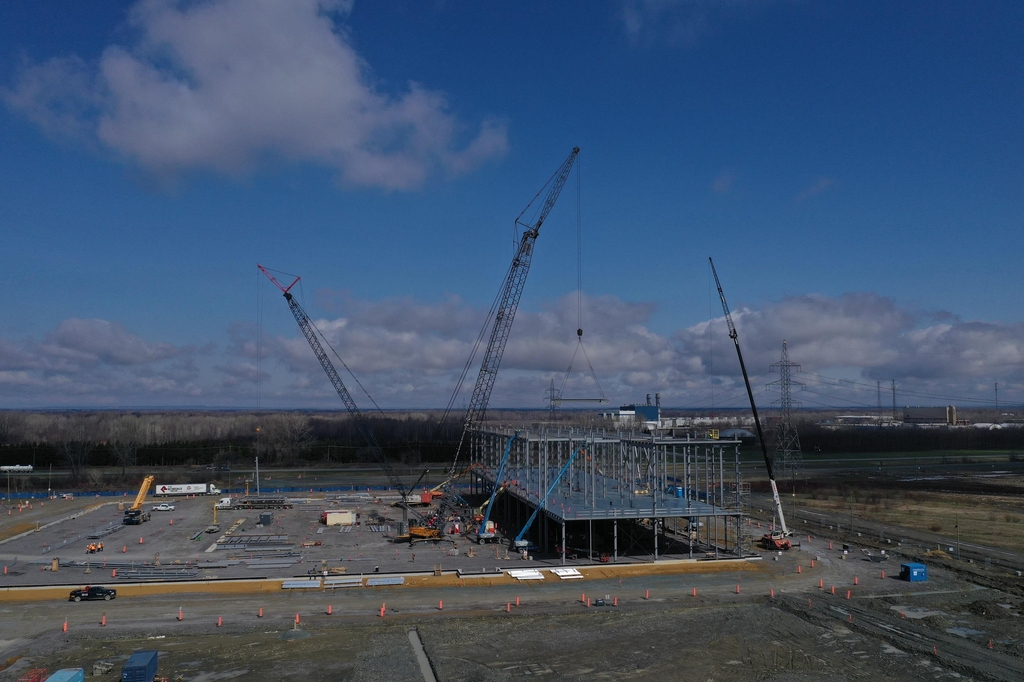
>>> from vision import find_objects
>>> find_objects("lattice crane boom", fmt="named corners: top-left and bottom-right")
top-left (709, 257), bottom-right (789, 536)
top-left (257, 265), bottom-right (422, 529)
top-left (450, 146), bottom-right (580, 469)
top-left (434, 147), bottom-right (579, 532)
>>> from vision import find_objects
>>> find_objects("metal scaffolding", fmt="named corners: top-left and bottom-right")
top-left (467, 426), bottom-right (748, 564)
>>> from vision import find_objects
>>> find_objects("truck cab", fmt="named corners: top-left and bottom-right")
top-left (759, 530), bottom-right (792, 550)
top-left (215, 497), bottom-right (233, 509)
top-left (122, 509), bottom-right (150, 525)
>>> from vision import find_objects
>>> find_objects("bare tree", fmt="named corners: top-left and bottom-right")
top-left (264, 414), bottom-right (314, 465)
top-left (109, 416), bottom-right (140, 476)
top-left (0, 413), bottom-right (21, 445)
top-left (61, 441), bottom-right (92, 485)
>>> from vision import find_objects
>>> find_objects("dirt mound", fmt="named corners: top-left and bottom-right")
top-left (964, 599), bottom-right (1017, 620)
top-left (920, 614), bottom-right (951, 629)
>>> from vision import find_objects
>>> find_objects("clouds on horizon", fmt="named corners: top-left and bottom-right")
top-left (1, 291), bottom-right (1022, 410)
top-left (3, 0), bottom-right (507, 189)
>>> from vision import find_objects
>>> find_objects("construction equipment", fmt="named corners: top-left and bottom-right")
top-left (257, 265), bottom-right (436, 542)
top-left (513, 445), bottom-right (584, 549)
top-left (434, 147), bottom-right (581, 534)
top-left (709, 258), bottom-right (791, 548)
top-left (123, 475), bottom-right (154, 525)
top-left (474, 433), bottom-right (517, 543)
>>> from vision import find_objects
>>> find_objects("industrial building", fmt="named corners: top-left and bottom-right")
top-left (902, 406), bottom-right (957, 425)
top-left (466, 426), bottom-right (748, 563)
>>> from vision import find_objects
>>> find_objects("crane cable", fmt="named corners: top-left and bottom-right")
top-left (557, 157), bottom-right (606, 401)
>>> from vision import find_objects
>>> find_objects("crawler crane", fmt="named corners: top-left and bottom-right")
top-left (258, 265), bottom-right (439, 542)
top-left (709, 258), bottom-right (792, 550)
top-left (433, 147), bottom-right (580, 536)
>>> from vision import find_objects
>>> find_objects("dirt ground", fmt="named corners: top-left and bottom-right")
top-left (3, 464), bottom-right (1024, 680)
top-left (8, 590), bottom-right (1024, 681)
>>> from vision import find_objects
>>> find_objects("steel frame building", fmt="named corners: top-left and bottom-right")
top-left (467, 426), bottom-right (748, 564)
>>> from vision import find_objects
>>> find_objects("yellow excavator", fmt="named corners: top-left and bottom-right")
top-left (123, 475), bottom-right (155, 525)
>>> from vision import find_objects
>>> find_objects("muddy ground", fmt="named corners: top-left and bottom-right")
top-left (9, 591), bottom-right (1024, 681)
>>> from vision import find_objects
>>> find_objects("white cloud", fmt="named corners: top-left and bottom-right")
top-left (712, 170), bottom-right (735, 194)
top-left (3, 292), bottom-right (1024, 408)
top-left (794, 177), bottom-right (835, 203)
top-left (622, 0), bottom-right (777, 46)
top-left (3, 0), bottom-right (507, 189)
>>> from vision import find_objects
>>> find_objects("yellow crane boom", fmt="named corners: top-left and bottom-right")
top-left (131, 476), bottom-right (154, 511)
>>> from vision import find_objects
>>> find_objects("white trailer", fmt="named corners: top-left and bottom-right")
top-left (154, 483), bottom-right (222, 496)
top-left (321, 510), bottom-right (355, 526)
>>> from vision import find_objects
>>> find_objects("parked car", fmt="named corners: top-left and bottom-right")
top-left (57, 492), bottom-right (74, 500)
top-left (69, 586), bottom-right (116, 602)
top-left (151, 503), bottom-right (175, 512)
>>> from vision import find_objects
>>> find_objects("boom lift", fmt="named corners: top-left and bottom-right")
top-left (474, 432), bottom-right (517, 543)
top-left (123, 475), bottom-right (155, 525)
top-left (709, 258), bottom-right (792, 551)
top-left (433, 147), bottom-right (581, 534)
top-left (513, 445), bottom-right (584, 550)
top-left (257, 265), bottom-right (438, 542)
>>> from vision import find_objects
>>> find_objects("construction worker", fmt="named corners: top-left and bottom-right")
top-left (97, 542), bottom-right (104, 552)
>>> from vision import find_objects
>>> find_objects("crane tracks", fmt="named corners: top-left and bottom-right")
top-left (774, 593), bottom-right (1024, 681)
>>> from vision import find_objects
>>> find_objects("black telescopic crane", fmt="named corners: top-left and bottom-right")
top-left (433, 146), bottom-right (580, 531)
top-left (257, 264), bottom-right (424, 536)
top-left (709, 257), bottom-right (790, 537)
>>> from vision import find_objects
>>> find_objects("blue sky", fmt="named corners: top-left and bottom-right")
top-left (1, 0), bottom-right (1022, 411)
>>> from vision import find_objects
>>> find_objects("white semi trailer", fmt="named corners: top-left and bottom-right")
top-left (153, 483), bottom-right (222, 496)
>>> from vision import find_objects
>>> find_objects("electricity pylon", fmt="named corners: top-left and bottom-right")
top-left (767, 340), bottom-right (803, 482)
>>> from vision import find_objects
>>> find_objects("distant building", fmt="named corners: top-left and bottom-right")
top-left (600, 394), bottom-right (661, 429)
top-left (902, 406), bottom-right (956, 425)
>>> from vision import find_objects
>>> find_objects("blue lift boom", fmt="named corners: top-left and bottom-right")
top-left (475, 432), bottom-right (517, 543)
top-left (513, 445), bottom-right (584, 549)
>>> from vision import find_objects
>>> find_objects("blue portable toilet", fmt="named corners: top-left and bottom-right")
top-left (900, 562), bottom-right (927, 582)
top-left (121, 650), bottom-right (158, 682)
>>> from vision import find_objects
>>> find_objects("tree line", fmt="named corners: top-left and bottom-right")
top-left (0, 410), bottom-right (476, 484)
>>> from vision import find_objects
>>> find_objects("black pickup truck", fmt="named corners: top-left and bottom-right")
top-left (69, 585), bottom-right (116, 602)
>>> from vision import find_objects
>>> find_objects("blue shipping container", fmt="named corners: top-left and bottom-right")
top-left (900, 562), bottom-right (928, 582)
top-left (45, 669), bottom-right (85, 682)
top-left (122, 650), bottom-right (158, 682)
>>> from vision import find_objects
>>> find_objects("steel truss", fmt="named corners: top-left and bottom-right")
top-left (466, 427), bottom-right (749, 564)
